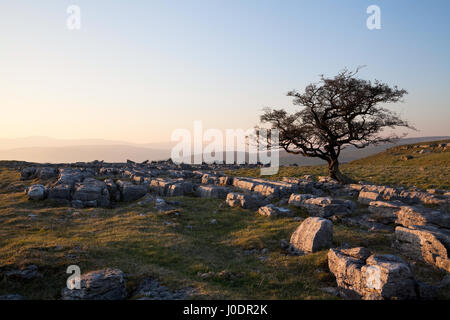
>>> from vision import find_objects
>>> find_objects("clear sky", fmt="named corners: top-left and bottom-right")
top-left (1, 0), bottom-right (449, 143)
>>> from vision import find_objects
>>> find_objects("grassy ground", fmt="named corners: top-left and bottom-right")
top-left (229, 139), bottom-right (450, 190)
top-left (0, 139), bottom-right (449, 299)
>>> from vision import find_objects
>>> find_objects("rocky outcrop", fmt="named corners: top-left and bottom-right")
top-left (328, 248), bottom-right (418, 300)
top-left (201, 174), bottom-right (233, 186)
top-left (358, 185), bottom-right (449, 209)
top-left (395, 206), bottom-right (450, 229)
top-left (149, 178), bottom-right (193, 197)
top-left (226, 192), bottom-right (269, 209)
top-left (72, 178), bottom-right (110, 208)
top-left (21, 166), bottom-right (57, 180)
top-left (394, 225), bottom-right (450, 273)
top-left (232, 177), bottom-right (298, 199)
top-left (288, 194), bottom-right (356, 217)
top-left (257, 204), bottom-right (292, 217)
top-left (26, 184), bottom-right (46, 201)
top-left (290, 217), bottom-right (333, 253)
top-left (116, 180), bottom-right (147, 202)
top-left (61, 268), bottom-right (127, 300)
top-left (196, 185), bottom-right (230, 199)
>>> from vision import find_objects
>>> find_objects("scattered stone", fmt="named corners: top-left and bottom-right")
top-left (196, 185), bottom-right (230, 199)
top-left (61, 268), bottom-right (127, 300)
top-left (289, 194), bottom-right (355, 217)
top-left (72, 178), bottom-right (110, 208)
top-left (328, 248), bottom-right (417, 300)
top-left (290, 217), bottom-right (333, 253)
top-left (26, 184), bottom-right (46, 201)
top-left (394, 225), bottom-right (450, 273)
top-left (257, 204), bottom-right (292, 217)
top-left (226, 192), bottom-right (268, 209)
top-left (116, 180), bottom-right (147, 202)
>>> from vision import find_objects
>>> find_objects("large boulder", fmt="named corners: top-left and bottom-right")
top-left (290, 217), bottom-right (333, 253)
top-left (394, 225), bottom-right (450, 273)
top-left (26, 184), bottom-right (46, 201)
top-left (288, 194), bottom-right (356, 217)
top-left (149, 178), bottom-right (192, 197)
top-left (196, 185), bottom-right (230, 199)
top-left (72, 178), bottom-right (110, 208)
top-left (395, 206), bottom-right (450, 229)
top-left (47, 183), bottom-right (72, 202)
top-left (116, 180), bottom-right (147, 202)
top-left (358, 190), bottom-right (383, 204)
top-left (328, 248), bottom-right (417, 300)
top-left (20, 166), bottom-right (57, 180)
top-left (36, 167), bottom-right (58, 180)
top-left (226, 192), bottom-right (269, 209)
top-left (61, 268), bottom-right (127, 300)
top-left (367, 201), bottom-right (402, 224)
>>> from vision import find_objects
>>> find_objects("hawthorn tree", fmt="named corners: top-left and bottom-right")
top-left (260, 68), bottom-right (415, 183)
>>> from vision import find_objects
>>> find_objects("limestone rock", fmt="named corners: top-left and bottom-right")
top-left (257, 204), bottom-right (292, 217)
top-left (288, 194), bottom-right (356, 217)
top-left (196, 185), bottom-right (230, 199)
top-left (116, 180), bottom-right (147, 202)
top-left (72, 178), bottom-right (110, 208)
top-left (290, 217), bottom-right (333, 253)
top-left (394, 225), bottom-right (450, 273)
top-left (358, 190), bottom-right (383, 204)
top-left (26, 184), bottom-right (46, 201)
top-left (226, 192), bottom-right (268, 209)
top-left (328, 248), bottom-right (417, 300)
top-left (61, 268), bottom-right (127, 300)
top-left (395, 206), bottom-right (450, 229)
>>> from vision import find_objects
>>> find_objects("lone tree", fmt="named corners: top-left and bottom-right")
top-left (260, 68), bottom-right (415, 183)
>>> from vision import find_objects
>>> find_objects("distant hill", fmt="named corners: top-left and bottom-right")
top-left (0, 136), bottom-right (448, 164)
top-left (279, 136), bottom-right (450, 166)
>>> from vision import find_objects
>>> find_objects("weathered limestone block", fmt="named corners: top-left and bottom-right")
top-left (61, 268), bottom-right (127, 300)
top-left (72, 178), bottom-right (110, 207)
top-left (367, 201), bottom-right (402, 224)
top-left (196, 185), bottom-right (230, 199)
top-left (289, 194), bottom-right (356, 217)
top-left (395, 206), bottom-right (450, 229)
top-left (26, 184), bottom-right (46, 201)
top-left (257, 204), bottom-right (292, 217)
top-left (328, 248), bottom-right (417, 300)
top-left (394, 225), bottom-right (450, 273)
top-left (290, 217), bottom-right (333, 253)
top-left (358, 190), bottom-right (383, 204)
top-left (226, 192), bottom-right (268, 209)
top-left (116, 180), bottom-right (147, 202)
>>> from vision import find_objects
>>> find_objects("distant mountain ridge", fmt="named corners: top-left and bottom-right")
top-left (0, 136), bottom-right (448, 164)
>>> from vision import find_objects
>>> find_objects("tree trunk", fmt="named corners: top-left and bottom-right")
top-left (328, 159), bottom-right (347, 184)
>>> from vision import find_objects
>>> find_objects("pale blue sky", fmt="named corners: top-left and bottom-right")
top-left (1, 0), bottom-right (449, 143)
